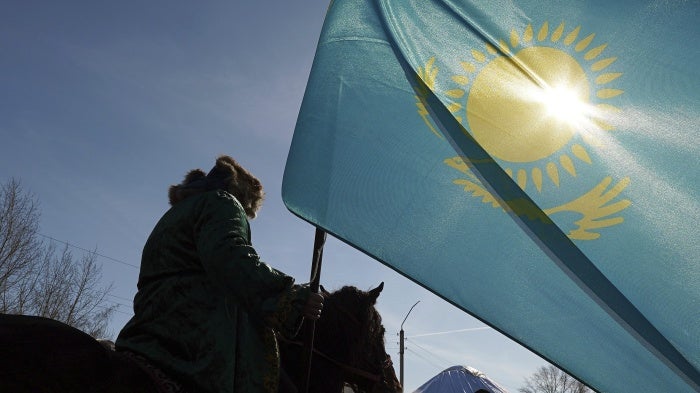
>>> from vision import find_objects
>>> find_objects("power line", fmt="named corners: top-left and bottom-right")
top-left (111, 308), bottom-right (133, 317)
top-left (405, 348), bottom-right (445, 372)
top-left (104, 294), bottom-right (134, 312)
top-left (95, 303), bottom-right (133, 317)
top-left (107, 299), bottom-right (132, 309)
top-left (39, 234), bottom-right (139, 269)
top-left (406, 338), bottom-right (453, 368)
top-left (108, 293), bottom-right (134, 303)
top-left (14, 235), bottom-right (139, 320)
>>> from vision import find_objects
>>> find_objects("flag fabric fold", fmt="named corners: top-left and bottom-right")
top-left (283, 1), bottom-right (699, 391)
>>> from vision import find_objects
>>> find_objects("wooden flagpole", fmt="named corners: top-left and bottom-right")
top-left (301, 227), bottom-right (326, 393)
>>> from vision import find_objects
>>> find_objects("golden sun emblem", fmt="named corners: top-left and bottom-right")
top-left (415, 21), bottom-right (631, 240)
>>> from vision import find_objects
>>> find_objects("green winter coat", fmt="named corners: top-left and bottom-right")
top-left (116, 190), bottom-right (308, 393)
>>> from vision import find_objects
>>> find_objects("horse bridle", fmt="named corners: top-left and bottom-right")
top-left (320, 301), bottom-right (395, 393)
top-left (277, 335), bottom-right (392, 391)
top-left (280, 300), bottom-right (396, 393)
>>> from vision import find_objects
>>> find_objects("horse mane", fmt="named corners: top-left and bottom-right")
top-left (280, 285), bottom-right (387, 393)
top-left (314, 286), bottom-right (385, 365)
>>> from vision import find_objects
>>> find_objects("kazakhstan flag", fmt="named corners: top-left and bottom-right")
top-left (283, 1), bottom-right (699, 391)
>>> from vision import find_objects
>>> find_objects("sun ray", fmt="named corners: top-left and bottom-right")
top-left (447, 102), bottom-right (462, 112)
top-left (523, 24), bottom-right (534, 42)
top-left (564, 26), bottom-right (581, 45)
top-left (596, 103), bottom-right (621, 112)
top-left (460, 62), bottom-right (476, 73)
top-left (452, 75), bottom-right (469, 85)
top-left (593, 105), bottom-right (621, 131)
top-left (581, 133), bottom-right (604, 148)
top-left (551, 22), bottom-right (565, 42)
top-left (597, 88), bottom-right (624, 99)
top-left (505, 168), bottom-right (514, 178)
top-left (571, 144), bottom-right (592, 164)
top-left (538, 22), bottom-right (549, 41)
top-left (510, 29), bottom-right (520, 48)
top-left (594, 118), bottom-right (615, 131)
top-left (532, 167), bottom-right (543, 192)
top-left (517, 169), bottom-right (527, 189)
top-left (575, 33), bottom-right (596, 52)
top-left (446, 89), bottom-right (465, 98)
top-left (585, 44), bottom-right (607, 60)
top-left (498, 39), bottom-right (511, 55)
top-left (471, 49), bottom-right (487, 62)
top-left (591, 57), bottom-right (617, 71)
top-left (486, 43), bottom-right (498, 55)
top-left (595, 73), bottom-right (622, 85)
top-left (546, 162), bottom-right (560, 186)
top-left (560, 155), bottom-right (576, 176)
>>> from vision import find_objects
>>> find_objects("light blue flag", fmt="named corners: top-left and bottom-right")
top-left (283, 1), bottom-right (699, 392)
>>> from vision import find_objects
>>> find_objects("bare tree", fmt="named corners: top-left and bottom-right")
top-left (519, 365), bottom-right (591, 393)
top-left (0, 178), bottom-right (116, 337)
top-left (30, 243), bottom-right (117, 337)
top-left (0, 178), bottom-right (42, 312)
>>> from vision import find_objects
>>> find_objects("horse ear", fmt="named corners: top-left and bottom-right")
top-left (320, 285), bottom-right (331, 296)
top-left (368, 282), bottom-right (384, 303)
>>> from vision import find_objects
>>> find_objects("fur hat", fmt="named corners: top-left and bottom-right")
top-left (168, 155), bottom-right (265, 218)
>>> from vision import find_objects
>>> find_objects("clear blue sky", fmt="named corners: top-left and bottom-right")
top-left (0, 1), bottom-right (547, 391)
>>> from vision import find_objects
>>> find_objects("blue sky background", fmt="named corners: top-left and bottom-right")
top-left (0, 1), bottom-right (547, 391)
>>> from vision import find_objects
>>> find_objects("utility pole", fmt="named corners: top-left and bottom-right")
top-left (399, 301), bottom-right (420, 392)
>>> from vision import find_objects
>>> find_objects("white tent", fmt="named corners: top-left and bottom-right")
top-left (413, 365), bottom-right (509, 393)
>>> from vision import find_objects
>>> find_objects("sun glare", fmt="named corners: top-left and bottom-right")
top-left (417, 21), bottom-right (632, 240)
top-left (538, 84), bottom-right (590, 125)
top-left (441, 21), bottom-right (623, 192)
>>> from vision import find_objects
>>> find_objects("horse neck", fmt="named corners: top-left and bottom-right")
top-left (315, 293), bottom-right (368, 362)
top-left (310, 291), bottom-right (372, 393)
top-left (282, 288), bottom-right (378, 393)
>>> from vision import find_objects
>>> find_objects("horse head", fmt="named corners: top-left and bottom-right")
top-left (317, 282), bottom-right (402, 393)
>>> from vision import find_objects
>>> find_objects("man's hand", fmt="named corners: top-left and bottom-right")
top-left (303, 291), bottom-right (324, 320)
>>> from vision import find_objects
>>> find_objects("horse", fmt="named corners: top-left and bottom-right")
top-left (0, 283), bottom-right (401, 393)
top-left (280, 282), bottom-right (401, 393)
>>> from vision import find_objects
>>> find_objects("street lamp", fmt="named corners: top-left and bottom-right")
top-left (399, 300), bottom-right (420, 392)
